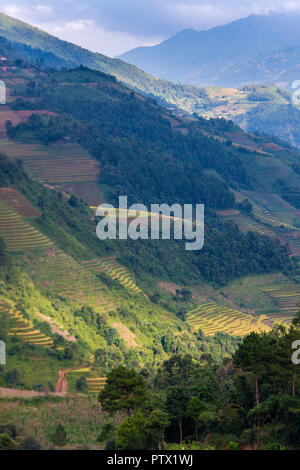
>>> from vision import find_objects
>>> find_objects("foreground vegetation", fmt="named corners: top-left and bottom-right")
top-left (1, 323), bottom-right (299, 450)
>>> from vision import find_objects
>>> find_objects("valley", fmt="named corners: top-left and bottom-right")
top-left (0, 9), bottom-right (299, 451)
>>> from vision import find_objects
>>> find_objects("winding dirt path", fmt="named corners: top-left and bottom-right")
top-left (55, 370), bottom-right (70, 394)
top-left (55, 364), bottom-right (90, 394)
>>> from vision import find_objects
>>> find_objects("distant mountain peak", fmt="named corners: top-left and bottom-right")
top-left (119, 12), bottom-right (300, 87)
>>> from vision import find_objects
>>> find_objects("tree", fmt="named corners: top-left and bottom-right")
top-left (233, 332), bottom-right (273, 445)
top-left (5, 120), bottom-right (12, 133)
top-left (76, 376), bottom-right (88, 392)
top-left (97, 422), bottom-right (116, 445)
top-left (49, 424), bottom-right (68, 447)
top-left (115, 412), bottom-right (149, 450)
top-left (5, 368), bottom-right (21, 387)
top-left (197, 410), bottom-right (218, 436)
top-left (166, 386), bottom-right (189, 445)
top-left (186, 397), bottom-right (206, 442)
top-left (147, 409), bottom-right (170, 450)
top-left (273, 326), bottom-right (300, 397)
top-left (156, 354), bottom-right (196, 388)
top-left (99, 366), bottom-right (148, 417)
top-left (238, 199), bottom-right (253, 214)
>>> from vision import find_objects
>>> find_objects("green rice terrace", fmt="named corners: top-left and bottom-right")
top-left (0, 200), bottom-right (52, 251)
top-left (65, 368), bottom-right (107, 393)
top-left (25, 248), bottom-right (115, 311)
top-left (0, 139), bottom-right (102, 205)
top-left (186, 302), bottom-right (271, 337)
top-left (81, 257), bottom-right (142, 294)
top-left (0, 301), bottom-right (54, 348)
top-left (220, 190), bottom-right (300, 258)
top-left (258, 281), bottom-right (300, 316)
top-left (86, 377), bottom-right (107, 393)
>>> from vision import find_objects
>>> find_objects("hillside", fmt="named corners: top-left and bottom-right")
top-left (120, 13), bottom-right (300, 88)
top-left (190, 84), bottom-right (300, 148)
top-left (1, 11), bottom-right (300, 152)
top-left (0, 38), bottom-right (299, 451)
top-left (0, 13), bottom-right (210, 113)
top-left (0, 60), bottom-right (298, 299)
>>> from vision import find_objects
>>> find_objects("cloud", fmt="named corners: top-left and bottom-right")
top-left (36, 5), bottom-right (53, 14)
top-left (2, 0), bottom-right (300, 55)
top-left (35, 18), bottom-right (163, 57)
top-left (2, 4), bottom-right (29, 18)
top-left (53, 19), bottom-right (93, 33)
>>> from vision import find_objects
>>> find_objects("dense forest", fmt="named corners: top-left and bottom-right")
top-left (98, 323), bottom-right (300, 450)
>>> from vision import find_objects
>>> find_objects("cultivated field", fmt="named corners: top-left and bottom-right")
top-left (0, 395), bottom-right (104, 449)
top-left (258, 281), bottom-right (300, 316)
top-left (86, 377), bottom-right (107, 393)
top-left (0, 201), bottom-right (52, 251)
top-left (186, 302), bottom-right (271, 336)
top-left (26, 248), bottom-right (115, 312)
top-left (0, 140), bottom-right (100, 185)
top-left (0, 302), bottom-right (54, 348)
top-left (0, 187), bottom-right (40, 218)
top-left (227, 213), bottom-right (276, 237)
top-left (82, 257), bottom-right (142, 294)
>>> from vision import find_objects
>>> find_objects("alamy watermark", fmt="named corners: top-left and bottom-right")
top-left (292, 81), bottom-right (300, 106)
top-left (0, 340), bottom-right (5, 365)
top-left (95, 197), bottom-right (204, 251)
top-left (292, 340), bottom-right (300, 365)
top-left (0, 81), bottom-right (6, 105)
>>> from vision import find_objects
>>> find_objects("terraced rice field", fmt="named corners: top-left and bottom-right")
top-left (227, 213), bottom-right (276, 237)
top-left (258, 282), bottom-right (300, 315)
top-left (0, 140), bottom-right (100, 184)
top-left (252, 206), bottom-right (297, 231)
top-left (0, 303), bottom-right (53, 348)
top-left (0, 201), bottom-right (52, 251)
top-left (186, 302), bottom-right (271, 337)
top-left (242, 191), bottom-right (296, 213)
top-left (262, 313), bottom-right (294, 328)
top-left (86, 377), bottom-right (107, 393)
top-left (0, 187), bottom-right (40, 218)
top-left (66, 368), bottom-right (107, 393)
top-left (278, 233), bottom-right (300, 256)
top-left (81, 257), bottom-right (142, 294)
top-left (27, 249), bottom-right (115, 311)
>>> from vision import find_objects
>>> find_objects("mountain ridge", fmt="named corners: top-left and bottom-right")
top-left (1, 9), bottom-right (300, 150)
top-left (119, 13), bottom-right (300, 87)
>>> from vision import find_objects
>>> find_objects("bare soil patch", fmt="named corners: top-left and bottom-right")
top-left (112, 322), bottom-right (137, 347)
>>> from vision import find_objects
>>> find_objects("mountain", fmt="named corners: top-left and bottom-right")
top-left (0, 25), bottom-right (300, 451)
top-left (0, 61), bottom-right (296, 394)
top-left (119, 13), bottom-right (300, 87)
top-left (186, 84), bottom-right (300, 148)
top-left (1, 10), bottom-right (300, 150)
top-left (0, 12), bottom-right (210, 111)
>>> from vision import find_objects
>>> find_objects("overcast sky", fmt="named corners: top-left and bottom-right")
top-left (1, 0), bottom-right (300, 57)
